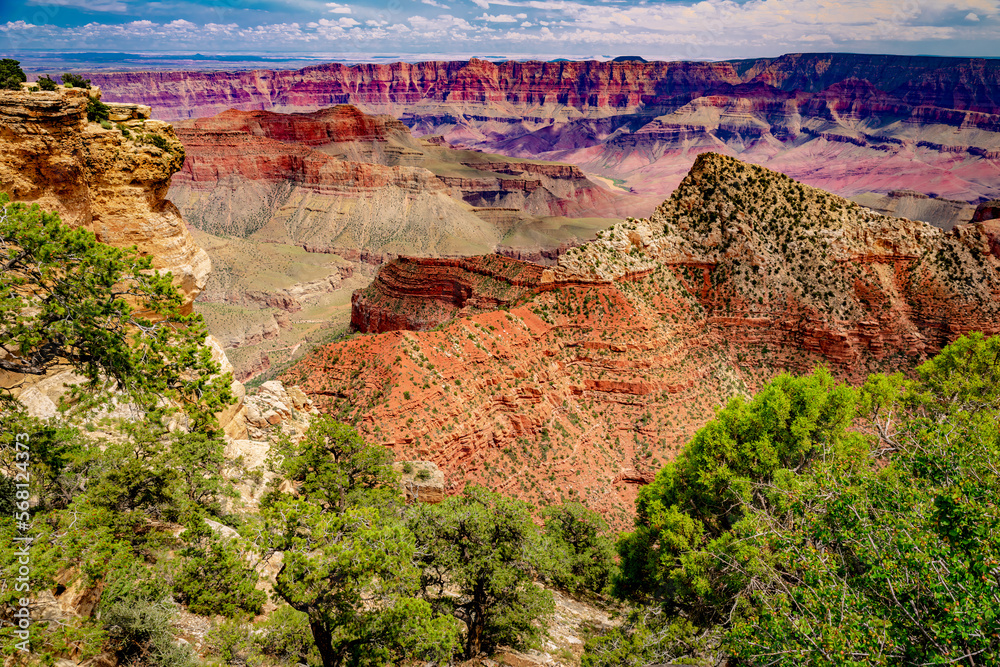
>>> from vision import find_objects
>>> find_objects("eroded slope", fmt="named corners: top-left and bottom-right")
top-left (284, 153), bottom-right (1000, 526)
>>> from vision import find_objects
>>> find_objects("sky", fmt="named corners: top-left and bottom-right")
top-left (1, 0), bottom-right (999, 61)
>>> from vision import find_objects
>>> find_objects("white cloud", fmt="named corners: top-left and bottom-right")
top-left (476, 12), bottom-right (518, 21)
top-left (5, 0), bottom-right (1000, 55)
top-left (1, 21), bottom-right (38, 30)
top-left (27, 0), bottom-right (128, 12)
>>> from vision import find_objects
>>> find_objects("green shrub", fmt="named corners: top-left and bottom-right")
top-left (86, 97), bottom-right (110, 122)
top-left (37, 75), bottom-right (58, 91)
top-left (0, 58), bottom-right (26, 90)
top-left (100, 119), bottom-right (113, 130)
top-left (540, 502), bottom-right (618, 596)
top-left (144, 133), bottom-right (171, 152)
top-left (203, 619), bottom-right (255, 666)
top-left (61, 72), bottom-right (91, 88)
top-left (102, 599), bottom-right (195, 667)
top-left (253, 606), bottom-right (320, 665)
top-left (402, 461), bottom-right (414, 474)
top-left (172, 526), bottom-right (264, 618)
top-left (607, 334), bottom-right (1000, 666)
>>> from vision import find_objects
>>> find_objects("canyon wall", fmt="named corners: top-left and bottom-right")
top-left (87, 54), bottom-right (1000, 121)
top-left (285, 154), bottom-right (1000, 525)
top-left (89, 53), bottom-right (1000, 224)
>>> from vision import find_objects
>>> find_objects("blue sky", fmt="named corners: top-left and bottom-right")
top-left (1, 0), bottom-right (998, 59)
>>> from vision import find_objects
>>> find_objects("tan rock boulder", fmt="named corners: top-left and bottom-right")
top-left (394, 461), bottom-right (446, 503)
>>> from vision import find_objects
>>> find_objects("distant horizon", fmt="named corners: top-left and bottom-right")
top-left (6, 48), bottom-right (1000, 74)
top-left (2, 0), bottom-right (998, 61)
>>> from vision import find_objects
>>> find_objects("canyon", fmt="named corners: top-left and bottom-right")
top-left (168, 104), bottom-right (630, 380)
top-left (283, 153), bottom-right (1000, 526)
top-left (89, 53), bottom-right (1000, 228)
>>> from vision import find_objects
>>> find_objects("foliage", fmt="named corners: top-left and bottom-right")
top-left (0, 194), bottom-right (233, 427)
top-left (86, 96), bottom-right (110, 122)
top-left (605, 334), bottom-right (1000, 666)
top-left (269, 415), bottom-right (398, 513)
top-left (204, 606), bottom-right (324, 666)
top-left (408, 485), bottom-right (555, 657)
top-left (0, 59), bottom-right (26, 90)
top-left (259, 417), bottom-right (460, 667)
top-left (582, 609), bottom-right (713, 667)
top-left (615, 367), bottom-right (862, 621)
top-left (254, 606), bottom-right (321, 665)
top-left (172, 520), bottom-right (264, 618)
top-left (539, 501), bottom-right (618, 596)
top-left (144, 133), bottom-right (171, 151)
top-left (0, 200), bottom-right (248, 664)
top-left (61, 72), bottom-right (91, 88)
top-left (36, 74), bottom-right (58, 91)
top-left (102, 599), bottom-right (195, 667)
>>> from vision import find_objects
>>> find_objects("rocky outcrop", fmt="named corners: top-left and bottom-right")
top-left (0, 86), bottom-right (210, 311)
top-left (350, 255), bottom-right (550, 332)
top-left (285, 154), bottom-right (1000, 525)
top-left (393, 461), bottom-right (446, 503)
top-left (974, 200), bottom-right (1000, 223)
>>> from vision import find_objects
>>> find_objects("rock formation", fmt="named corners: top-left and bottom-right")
top-left (974, 199), bottom-right (1000, 223)
top-left (0, 85), bottom-right (210, 311)
top-left (89, 53), bottom-right (1000, 227)
top-left (284, 153), bottom-right (1000, 526)
top-left (168, 105), bottom-right (630, 257)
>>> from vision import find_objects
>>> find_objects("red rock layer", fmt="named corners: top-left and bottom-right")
top-left (172, 126), bottom-right (444, 193)
top-left (350, 255), bottom-right (548, 333)
top-left (178, 105), bottom-right (410, 146)
top-left (974, 200), bottom-right (1000, 223)
top-left (283, 153), bottom-right (1000, 526)
top-left (88, 54), bottom-right (1000, 121)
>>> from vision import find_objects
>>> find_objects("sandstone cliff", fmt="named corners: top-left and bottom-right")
top-left (285, 153), bottom-right (1000, 525)
top-left (0, 86), bottom-right (210, 310)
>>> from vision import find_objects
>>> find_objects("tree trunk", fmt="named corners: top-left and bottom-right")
top-left (310, 619), bottom-right (340, 667)
top-left (465, 615), bottom-right (482, 659)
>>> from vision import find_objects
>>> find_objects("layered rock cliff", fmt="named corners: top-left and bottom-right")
top-left (285, 153), bottom-right (1000, 525)
top-left (0, 86), bottom-right (210, 311)
top-left (88, 54), bottom-right (1000, 121)
top-left (168, 105), bottom-right (629, 256)
top-left (90, 53), bottom-right (1000, 224)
